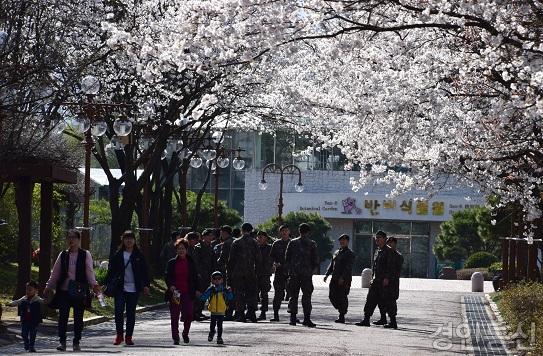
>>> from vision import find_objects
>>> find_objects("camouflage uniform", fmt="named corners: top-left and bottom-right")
top-left (363, 245), bottom-right (396, 320)
top-left (284, 235), bottom-right (319, 318)
top-left (257, 243), bottom-right (273, 313)
top-left (325, 246), bottom-right (355, 316)
top-left (194, 241), bottom-right (217, 317)
top-left (270, 238), bottom-right (290, 313)
top-left (216, 236), bottom-right (235, 318)
top-left (376, 248), bottom-right (404, 321)
top-left (227, 234), bottom-right (262, 320)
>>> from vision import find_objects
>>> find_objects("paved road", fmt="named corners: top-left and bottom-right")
top-left (1, 281), bottom-right (486, 355)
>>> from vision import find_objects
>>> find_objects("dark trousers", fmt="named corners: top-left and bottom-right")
top-left (114, 291), bottom-right (139, 337)
top-left (376, 280), bottom-right (399, 319)
top-left (363, 280), bottom-right (395, 318)
top-left (57, 290), bottom-right (84, 343)
top-left (210, 315), bottom-right (224, 338)
top-left (329, 278), bottom-right (351, 315)
top-left (232, 275), bottom-right (258, 316)
top-left (21, 322), bottom-right (37, 349)
top-left (258, 276), bottom-right (271, 312)
top-left (169, 294), bottom-right (193, 341)
top-left (287, 275), bottom-right (314, 316)
top-left (272, 273), bottom-right (288, 312)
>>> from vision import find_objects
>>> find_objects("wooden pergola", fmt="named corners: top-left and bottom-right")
top-left (0, 161), bottom-right (77, 297)
top-left (501, 237), bottom-right (543, 286)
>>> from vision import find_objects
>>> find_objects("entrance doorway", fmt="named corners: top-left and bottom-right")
top-left (353, 220), bottom-right (430, 277)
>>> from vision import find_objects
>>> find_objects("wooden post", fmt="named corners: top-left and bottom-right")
top-left (15, 177), bottom-right (33, 298)
top-left (502, 238), bottom-right (509, 285)
top-left (508, 239), bottom-right (517, 283)
top-left (39, 182), bottom-right (53, 295)
top-left (527, 243), bottom-right (538, 281)
top-left (517, 240), bottom-right (527, 281)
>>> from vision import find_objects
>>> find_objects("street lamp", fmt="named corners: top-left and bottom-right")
top-left (57, 75), bottom-right (133, 249)
top-left (259, 163), bottom-right (304, 223)
top-left (207, 146), bottom-right (245, 227)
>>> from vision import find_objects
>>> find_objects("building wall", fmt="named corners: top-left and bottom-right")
top-left (244, 169), bottom-right (362, 226)
top-left (245, 168), bottom-right (484, 278)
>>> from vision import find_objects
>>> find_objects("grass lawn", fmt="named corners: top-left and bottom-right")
top-left (0, 263), bottom-right (167, 321)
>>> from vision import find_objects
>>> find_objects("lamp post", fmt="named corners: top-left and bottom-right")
top-left (57, 75), bottom-right (133, 249)
top-left (258, 163), bottom-right (304, 223)
top-left (208, 146), bottom-right (245, 227)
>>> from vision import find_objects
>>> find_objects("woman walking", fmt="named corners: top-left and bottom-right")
top-left (106, 230), bottom-right (151, 346)
top-left (44, 229), bottom-right (101, 352)
top-left (165, 236), bottom-right (199, 344)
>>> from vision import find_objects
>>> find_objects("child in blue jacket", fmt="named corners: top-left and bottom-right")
top-left (7, 281), bottom-right (43, 352)
top-left (199, 271), bottom-right (234, 344)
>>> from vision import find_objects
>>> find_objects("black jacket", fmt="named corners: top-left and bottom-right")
top-left (270, 238), bottom-right (290, 276)
top-left (372, 245), bottom-right (396, 281)
top-left (165, 255), bottom-right (199, 300)
top-left (325, 247), bottom-right (355, 282)
top-left (106, 248), bottom-right (150, 294)
top-left (257, 244), bottom-right (273, 277)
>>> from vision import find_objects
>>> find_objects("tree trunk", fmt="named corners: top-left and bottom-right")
top-left (39, 182), bottom-right (53, 295)
top-left (179, 164), bottom-right (188, 227)
top-left (15, 177), bottom-right (33, 298)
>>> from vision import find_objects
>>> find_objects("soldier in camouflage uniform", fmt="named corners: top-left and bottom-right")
top-left (194, 229), bottom-right (218, 321)
top-left (227, 223), bottom-right (262, 322)
top-left (256, 231), bottom-right (273, 320)
top-left (269, 225), bottom-right (291, 322)
top-left (373, 236), bottom-right (404, 328)
top-left (385, 236), bottom-right (403, 329)
top-left (356, 230), bottom-right (396, 327)
top-left (284, 223), bottom-right (319, 327)
top-left (216, 225), bottom-right (235, 320)
top-left (324, 234), bottom-right (355, 323)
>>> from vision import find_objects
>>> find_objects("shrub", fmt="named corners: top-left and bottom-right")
top-left (94, 268), bottom-right (108, 285)
top-left (258, 211), bottom-right (334, 263)
top-left (499, 282), bottom-right (543, 354)
top-left (456, 268), bottom-right (491, 281)
top-left (464, 251), bottom-right (499, 269)
top-left (488, 261), bottom-right (503, 274)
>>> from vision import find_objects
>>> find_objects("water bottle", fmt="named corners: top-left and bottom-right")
top-left (98, 293), bottom-right (106, 307)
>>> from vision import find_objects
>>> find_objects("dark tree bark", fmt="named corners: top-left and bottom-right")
top-left (39, 182), bottom-right (53, 295)
top-left (14, 177), bottom-right (33, 298)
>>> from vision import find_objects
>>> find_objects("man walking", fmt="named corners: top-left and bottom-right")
top-left (256, 231), bottom-right (273, 320)
top-left (194, 229), bottom-right (217, 321)
top-left (269, 225), bottom-right (290, 322)
top-left (324, 234), bottom-right (355, 323)
top-left (216, 225), bottom-right (235, 320)
top-left (356, 230), bottom-right (395, 327)
top-left (284, 223), bottom-right (319, 327)
top-left (227, 223), bottom-right (262, 322)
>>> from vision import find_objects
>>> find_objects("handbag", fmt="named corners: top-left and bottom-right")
top-left (104, 256), bottom-right (132, 297)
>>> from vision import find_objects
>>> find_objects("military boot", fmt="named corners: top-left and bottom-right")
top-left (289, 313), bottom-right (297, 326)
top-left (372, 313), bottom-right (388, 325)
top-left (257, 311), bottom-right (266, 320)
top-left (335, 313), bottom-right (345, 324)
top-left (355, 315), bottom-right (371, 327)
top-left (302, 315), bottom-right (316, 328)
top-left (270, 310), bottom-right (280, 322)
top-left (384, 316), bottom-right (398, 329)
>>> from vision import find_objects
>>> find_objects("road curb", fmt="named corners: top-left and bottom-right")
top-left (484, 293), bottom-right (513, 354)
top-left (4, 302), bottom-right (167, 334)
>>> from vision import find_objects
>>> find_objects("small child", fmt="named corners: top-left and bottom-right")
top-left (199, 271), bottom-right (234, 345)
top-left (7, 281), bottom-right (43, 353)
